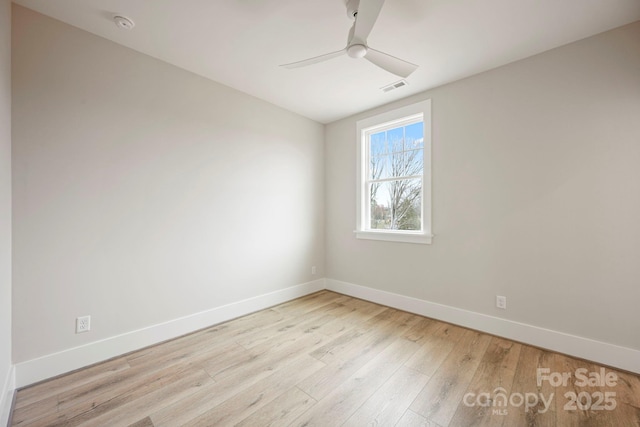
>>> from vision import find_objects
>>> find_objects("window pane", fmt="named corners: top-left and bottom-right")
top-left (388, 127), bottom-right (404, 154)
top-left (368, 122), bottom-right (424, 180)
top-left (370, 131), bottom-right (387, 179)
top-left (369, 178), bottom-right (422, 231)
top-left (404, 149), bottom-right (423, 176)
top-left (370, 132), bottom-right (387, 156)
top-left (404, 122), bottom-right (424, 150)
top-left (369, 153), bottom-right (388, 180)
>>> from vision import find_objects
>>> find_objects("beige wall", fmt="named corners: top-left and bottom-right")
top-left (12, 6), bottom-right (324, 363)
top-left (1, 0), bottom-right (12, 405)
top-left (325, 21), bottom-right (640, 350)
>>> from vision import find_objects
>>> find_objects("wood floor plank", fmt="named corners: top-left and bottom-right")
top-left (10, 394), bottom-right (58, 426)
top-left (271, 291), bottom-right (343, 316)
top-left (54, 340), bottom-right (235, 414)
top-left (234, 302), bottom-right (344, 350)
top-left (77, 367), bottom-right (212, 427)
top-left (149, 332), bottom-right (329, 426)
top-left (179, 356), bottom-right (324, 426)
top-left (307, 327), bottom-right (369, 361)
top-left (396, 409), bottom-right (443, 427)
top-left (193, 342), bottom-right (255, 378)
top-left (234, 387), bottom-right (317, 427)
top-left (404, 322), bottom-right (467, 377)
top-left (290, 337), bottom-right (421, 426)
top-left (14, 355), bottom-right (208, 427)
top-left (312, 315), bottom-right (353, 338)
top-left (340, 296), bottom-right (387, 314)
top-left (500, 344), bottom-right (556, 427)
top-left (13, 357), bottom-right (130, 410)
top-left (552, 354), bottom-right (640, 427)
top-left (12, 292), bottom-right (640, 427)
top-left (447, 337), bottom-right (522, 427)
top-left (342, 365), bottom-right (430, 427)
top-left (124, 328), bottom-right (236, 371)
top-left (21, 366), bottom-right (212, 427)
top-left (145, 375), bottom-right (239, 426)
top-left (402, 317), bottom-right (439, 344)
top-left (299, 312), bottom-right (420, 400)
top-left (211, 330), bottom-right (328, 383)
top-left (409, 329), bottom-right (492, 426)
top-left (314, 307), bottom-right (419, 364)
top-left (553, 353), bottom-right (597, 427)
top-left (317, 323), bottom-right (396, 364)
top-left (125, 308), bottom-right (288, 368)
top-left (613, 368), bottom-right (640, 407)
top-left (294, 300), bottom-right (373, 340)
top-left (127, 416), bottom-right (154, 427)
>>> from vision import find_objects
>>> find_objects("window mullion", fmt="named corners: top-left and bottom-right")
top-left (368, 174), bottom-right (422, 184)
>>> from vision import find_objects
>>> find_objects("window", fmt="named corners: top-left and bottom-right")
top-left (356, 100), bottom-right (432, 244)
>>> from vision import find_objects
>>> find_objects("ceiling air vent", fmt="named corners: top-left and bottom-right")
top-left (381, 79), bottom-right (408, 93)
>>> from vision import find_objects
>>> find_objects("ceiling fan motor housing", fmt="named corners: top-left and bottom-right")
top-left (347, 44), bottom-right (367, 58)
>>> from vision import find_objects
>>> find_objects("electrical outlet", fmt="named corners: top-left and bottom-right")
top-left (311, 266), bottom-right (317, 275)
top-left (496, 296), bottom-right (507, 310)
top-left (76, 316), bottom-right (91, 333)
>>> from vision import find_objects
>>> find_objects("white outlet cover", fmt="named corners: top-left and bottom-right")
top-left (496, 296), bottom-right (507, 309)
top-left (76, 315), bottom-right (91, 333)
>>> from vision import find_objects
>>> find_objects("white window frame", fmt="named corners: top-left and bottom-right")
top-left (355, 99), bottom-right (432, 244)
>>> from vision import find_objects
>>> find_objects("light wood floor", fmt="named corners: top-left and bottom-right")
top-left (11, 291), bottom-right (640, 426)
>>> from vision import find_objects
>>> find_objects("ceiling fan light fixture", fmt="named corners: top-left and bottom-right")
top-left (347, 44), bottom-right (367, 59)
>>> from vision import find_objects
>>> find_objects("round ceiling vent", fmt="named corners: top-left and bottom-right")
top-left (113, 15), bottom-right (135, 30)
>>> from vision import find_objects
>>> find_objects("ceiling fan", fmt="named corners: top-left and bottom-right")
top-left (280, 0), bottom-right (418, 78)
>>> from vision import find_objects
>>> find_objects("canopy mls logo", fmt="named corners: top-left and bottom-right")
top-left (463, 387), bottom-right (553, 416)
top-left (463, 367), bottom-right (619, 416)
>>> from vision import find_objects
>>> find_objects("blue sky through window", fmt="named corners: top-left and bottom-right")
top-left (369, 121), bottom-right (424, 180)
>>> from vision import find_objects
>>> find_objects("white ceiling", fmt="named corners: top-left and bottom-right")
top-left (12, 0), bottom-right (640, 123)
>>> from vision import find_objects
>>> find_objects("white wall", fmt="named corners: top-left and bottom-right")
top-left (12, 6), bottom-right (324, 366)
top-left (0, 0), bottom-right (13, 423)
top-left (326, 22), bottom-right (640, 352)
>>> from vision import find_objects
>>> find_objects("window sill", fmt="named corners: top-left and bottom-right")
top-left (354, 230), bottom-right (433, 245)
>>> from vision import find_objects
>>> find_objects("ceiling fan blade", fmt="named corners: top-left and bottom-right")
top-left (280, 49), bottom-right (346, 69)
top-left (353, 0), bottom-right (385, 43)
top-left (364, 47), bottom-right (418, 78)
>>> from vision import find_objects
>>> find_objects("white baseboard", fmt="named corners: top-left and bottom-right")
top-left (326, 278), bottom-right (640, 375)
top-left (15, 279), bottom-right (325, 388)
top-left (0, 365), bottom-right (15, 427)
